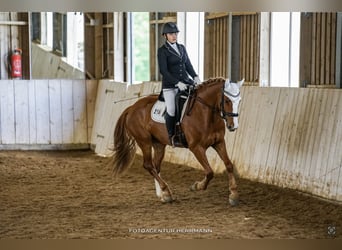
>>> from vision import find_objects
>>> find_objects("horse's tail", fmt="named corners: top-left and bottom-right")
top-left (111, 108), bottom-right (136, 177)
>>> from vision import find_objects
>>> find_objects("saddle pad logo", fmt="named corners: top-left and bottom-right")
top-left (151, 101), bottom-right (166, 123)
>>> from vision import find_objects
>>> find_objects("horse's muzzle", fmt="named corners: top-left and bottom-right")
top-left (227, 124), bottom-right (237, 132)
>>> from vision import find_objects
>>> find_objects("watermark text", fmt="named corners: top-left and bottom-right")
top-left (128, 228), bottom-right (212, 234)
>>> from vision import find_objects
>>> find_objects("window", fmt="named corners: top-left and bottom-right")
top-left (270, 12), bottom-right (301, 87)
top-left (31, 13), bottom-right (41, 42)
top-left (31, 12), bottom-right (84, 73)
top-left (126, 12), bottom-right (150, 84)
top-left (53, 13), bottom-right (67, 57)
top-left (66, 12), bottom-right (84, 70)
top-left (178, 12), bottom-right (205, 80)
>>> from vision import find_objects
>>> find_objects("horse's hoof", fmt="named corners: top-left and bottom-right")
top-left (229, 193), bottom-right (239, 206)
top-left (229, 198), bottom-right (239, 206)
top-left (190, 182), bottom-right (198, 191)
top-left (161, 196), bottom-right (174, 203)
top-left (229, 197), bottom-right (239, 207)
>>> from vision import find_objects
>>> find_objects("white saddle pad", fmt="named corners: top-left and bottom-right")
top-left (151, 100), bottom-right (166, 123)
top-left (151, 97), bottom-right (189, 124)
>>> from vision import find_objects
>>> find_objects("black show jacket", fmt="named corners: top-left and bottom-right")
top-left (157, 42), bottom-right (198, 89)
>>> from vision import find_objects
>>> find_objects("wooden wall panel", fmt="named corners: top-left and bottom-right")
top-left (205, 14), bottom-right (228, 78)
top-left (73, 80), bottom-right (88, 143)
top-left (204, 13), bottom-right (259, 85)
top-left (35, 80), bottom-right (50, 143)
top-left (28, 81), bottom-right (37, 143)
top-left (307, 13), bottom-right (337, 86)
top-left (0, 79), bottom-right (98, 149)
top-left (319, 90), bottom-right (341, 200)
top-left (239, 14), bottom-right (259, 84)
top-left (92, 80), bottom-right (127, 156)
top-left (86, 80), bottom-right (98, 143)
top-left (90, 80), bottom-right (107, 146)
top-left (0, 81), bottom-right (15, 143)
top-left (61, 80), bottom-right (74, 143)
top-left (14, 80), bottom-right (30, 144)
top-left (49, 79), bottom-right (63, 144)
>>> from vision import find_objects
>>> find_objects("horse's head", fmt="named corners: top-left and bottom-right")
top-left (222, 78), bottom-right (244, 132)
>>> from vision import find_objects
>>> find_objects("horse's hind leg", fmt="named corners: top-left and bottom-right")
top-left (212, 141), bottom-right (239, 206)
top-left (139, 142), bottom-right (174, 203)
top-left (152, 142), bottom-right (166, 174)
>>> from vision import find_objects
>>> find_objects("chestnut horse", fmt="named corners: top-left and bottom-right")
top-left (110, 78), bottom-right (243, 206)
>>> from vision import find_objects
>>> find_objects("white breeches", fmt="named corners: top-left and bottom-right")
top-left (163, 88), bottom-right (178, 116)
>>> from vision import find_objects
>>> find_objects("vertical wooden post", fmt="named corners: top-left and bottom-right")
top-left (335, 12), bottom-right (341, 88)
top-left (240, 15), bottom-right (246, 81)
top-left (320, 13), bottom-right (326, 84)
top-left (94, 13), bottom-right (103, 79)
top-left (204, 13), bottom-right (211, 79)
top-left (259, 12), bottom-right (270, 86)
top-left (19, 12), bottom-right (31, 79)
top-left (154, 12), bottom-right (159, 81)
top-left (315, 13), bottom-right (321, 85)
top-left (227, 12), bottom-right (232, 80)
top-left (84, 13), bottom-right (95, 79)
top-left (114, 12), bottom-right (124, 82)
top-left (300, 13), bottom-right (313, 87)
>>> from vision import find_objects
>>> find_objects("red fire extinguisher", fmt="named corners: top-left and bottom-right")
top-left (11, 48), bottom-right (22, 79)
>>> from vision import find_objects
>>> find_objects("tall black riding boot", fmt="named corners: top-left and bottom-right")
top-left (164, 113), bottom-right (176, 147)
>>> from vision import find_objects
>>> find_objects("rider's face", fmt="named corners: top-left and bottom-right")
top-left (165, 32), bottom-right (178, 43)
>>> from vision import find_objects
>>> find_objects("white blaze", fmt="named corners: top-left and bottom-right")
top-left (224, 79), bottom-right (243, 129)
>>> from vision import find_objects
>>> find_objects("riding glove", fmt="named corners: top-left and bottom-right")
top-left (194, 76), bottom-right (202, 85)
top-left (176, 81), bottom-right (187, 91)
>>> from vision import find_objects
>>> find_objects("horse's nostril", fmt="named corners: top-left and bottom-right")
top-left (227, 125), bottom-right (235, 132)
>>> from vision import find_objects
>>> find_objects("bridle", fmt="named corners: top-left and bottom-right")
top-left (221, 85), bottom-right (240, 121)
top-left (188, 83), bottom-right (240, 122)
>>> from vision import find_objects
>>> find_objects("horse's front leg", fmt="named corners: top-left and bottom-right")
top-left (189, 146), bottom-right (214, 191)
top-left (212, 141), bottom-right (239, 206)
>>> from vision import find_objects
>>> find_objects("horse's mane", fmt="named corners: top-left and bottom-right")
top-left (197, 77), bottom-right (225, 90)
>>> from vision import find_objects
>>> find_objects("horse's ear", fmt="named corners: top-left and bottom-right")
top-left (238, 78), bottom-right (245, 87)
top-left (225, 78), bottom-right (230, 86)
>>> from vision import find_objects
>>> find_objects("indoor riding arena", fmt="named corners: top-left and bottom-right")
top-left (0, 11), bottom-right (341, 239)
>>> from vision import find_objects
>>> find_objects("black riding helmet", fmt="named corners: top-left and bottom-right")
top-left (161, 22), bottom-right (179, 35)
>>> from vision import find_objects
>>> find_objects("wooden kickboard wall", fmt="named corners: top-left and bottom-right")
top-left (0, 79), bottom-right (97, 149)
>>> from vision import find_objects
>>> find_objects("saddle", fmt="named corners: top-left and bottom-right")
top-left (152, 87), bottom-right (194, 148)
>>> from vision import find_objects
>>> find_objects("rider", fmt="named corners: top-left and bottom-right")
top-left (157, 22), bottom-right (202, 147)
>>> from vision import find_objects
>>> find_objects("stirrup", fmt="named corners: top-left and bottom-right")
top-left (168, 136), bottom-right (175, 148)
top-left (170, 135), bottom-right (183, 148)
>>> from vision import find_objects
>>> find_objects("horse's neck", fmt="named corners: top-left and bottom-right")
top-left (197, 82), bottom-right (222, 105)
